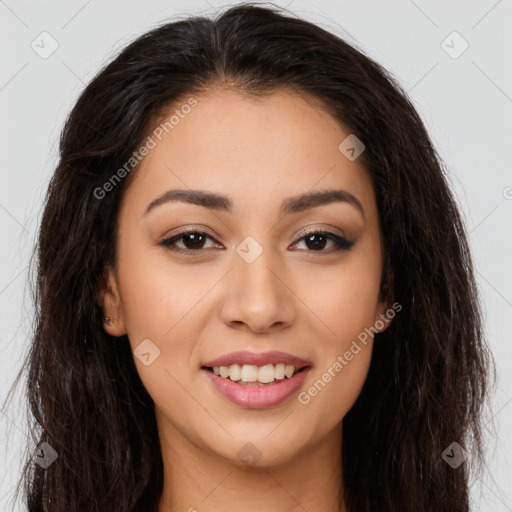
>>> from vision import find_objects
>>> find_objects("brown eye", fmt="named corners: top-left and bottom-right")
top-left (292, 230), bottom-right (354, 253)
top-left (160, 230), bottom-right (220, 254)
top-left (178, 232), bottom-right (208, 250)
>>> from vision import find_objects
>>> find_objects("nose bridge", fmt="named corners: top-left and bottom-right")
top-left (220, 233), bottom-right (295, 331)
top-left (235, 233), bottom-right (282, 298)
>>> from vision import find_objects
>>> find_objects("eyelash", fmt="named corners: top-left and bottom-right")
top-left (159, 227), bottom-right (355, 256)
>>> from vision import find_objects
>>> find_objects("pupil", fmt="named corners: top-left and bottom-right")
top-left (184, 233), bottom-right (205, 249)
top-left (306, 234), bottom-right (326, 250)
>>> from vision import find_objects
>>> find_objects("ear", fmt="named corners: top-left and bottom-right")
top-left (373, 265), bottom-right (396, 334)
top-left (373, 297), bottom-right (399, 334)
top-left (96, 266), bottom-right (127, 337)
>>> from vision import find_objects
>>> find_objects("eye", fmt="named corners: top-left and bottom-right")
top-left (159, 228), bottom-right (220, 254)
top-left (291, 228), bottom-right (354, 253)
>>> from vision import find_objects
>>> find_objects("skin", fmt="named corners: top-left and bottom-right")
top-left (97, 88), bottom-right (392, 512)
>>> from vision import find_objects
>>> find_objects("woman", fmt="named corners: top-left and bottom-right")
top-left (9, 3), bottom-right (492, 511)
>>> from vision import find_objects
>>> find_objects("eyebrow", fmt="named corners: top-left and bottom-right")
top-left (144, 188), bottom-right (365, 220)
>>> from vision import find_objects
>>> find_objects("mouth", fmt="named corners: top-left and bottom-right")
top-left (201, 363), bottom-right (312, 409)
top-left (200, 350), bottom-right (312, 407)
top-left (201, 363), bottom-right (310, 387)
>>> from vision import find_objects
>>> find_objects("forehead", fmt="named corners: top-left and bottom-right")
top-left (121, 88), bottom-right (376, 219)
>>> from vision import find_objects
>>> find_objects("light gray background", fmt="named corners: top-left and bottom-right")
top-left (0, 0), bottom-right (511, 510)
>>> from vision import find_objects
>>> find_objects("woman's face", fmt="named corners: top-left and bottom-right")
top-left (100, 88), bottom-right (390, 467)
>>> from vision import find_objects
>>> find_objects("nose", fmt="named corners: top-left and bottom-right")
top-left (218, 241), bottom-right (296, 334)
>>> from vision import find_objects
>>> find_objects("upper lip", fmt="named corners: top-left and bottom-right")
top-left (202, 350), bottom-right (312, 369)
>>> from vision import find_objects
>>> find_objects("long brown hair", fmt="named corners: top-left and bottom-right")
top-left (5, 3), bottom-right (493, 511)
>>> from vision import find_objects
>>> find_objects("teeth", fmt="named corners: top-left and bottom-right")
top-left (211, 363), bottom-right (299, 384)
top-left (284, 364), bottom-right (295, 378)
top-left (240, 364), bottom-right (258, 382)
top-left (274, 363), bottom-right (285, 380)
top-left (229, 363), bottom-right (242, 381)
top-left (258, 364), bottom-right (275, 383)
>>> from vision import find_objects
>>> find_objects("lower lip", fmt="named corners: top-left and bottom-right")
top-left (202, 367), bottom-right (311, 409)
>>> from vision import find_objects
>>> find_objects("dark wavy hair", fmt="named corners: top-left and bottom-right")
top-left (4, 2), bottom-right (493, 511)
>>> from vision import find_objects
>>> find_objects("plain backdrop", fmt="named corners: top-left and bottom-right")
top-left (0, 0), bottom-right (511, 510)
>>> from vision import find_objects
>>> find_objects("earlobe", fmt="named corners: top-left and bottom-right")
top-left (96, 267), bottom-right (127, 337)
top-left (375, 267), bottom-right (395, 333)
top-left (374, 300), bottom-right (395, 333)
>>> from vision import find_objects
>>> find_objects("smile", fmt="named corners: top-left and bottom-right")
top-left (201, 365), bottom-right (311, 409)
top-left (204, 363), bottom-right (305, 384)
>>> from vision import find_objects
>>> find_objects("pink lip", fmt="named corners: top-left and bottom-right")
top-left (202, 367), bottom-right (311, 409)
top-left (202, 350), bottom-right (311, 369)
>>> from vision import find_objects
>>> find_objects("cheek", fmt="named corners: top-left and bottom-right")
top-left (117, 236), bottom-right (211, 340)
top-left (303, 253), bottom-right (382, 345)
top-left (297, 266), bottom-right (378, 417)
top-left (295, 252), bottom-right (380, 416)
top-left (298, 345), bottom-right (373, 424)
top-left (116, 242), bottom-right (212, 398)
top-left (117, 263), bottom-right (207, 421)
